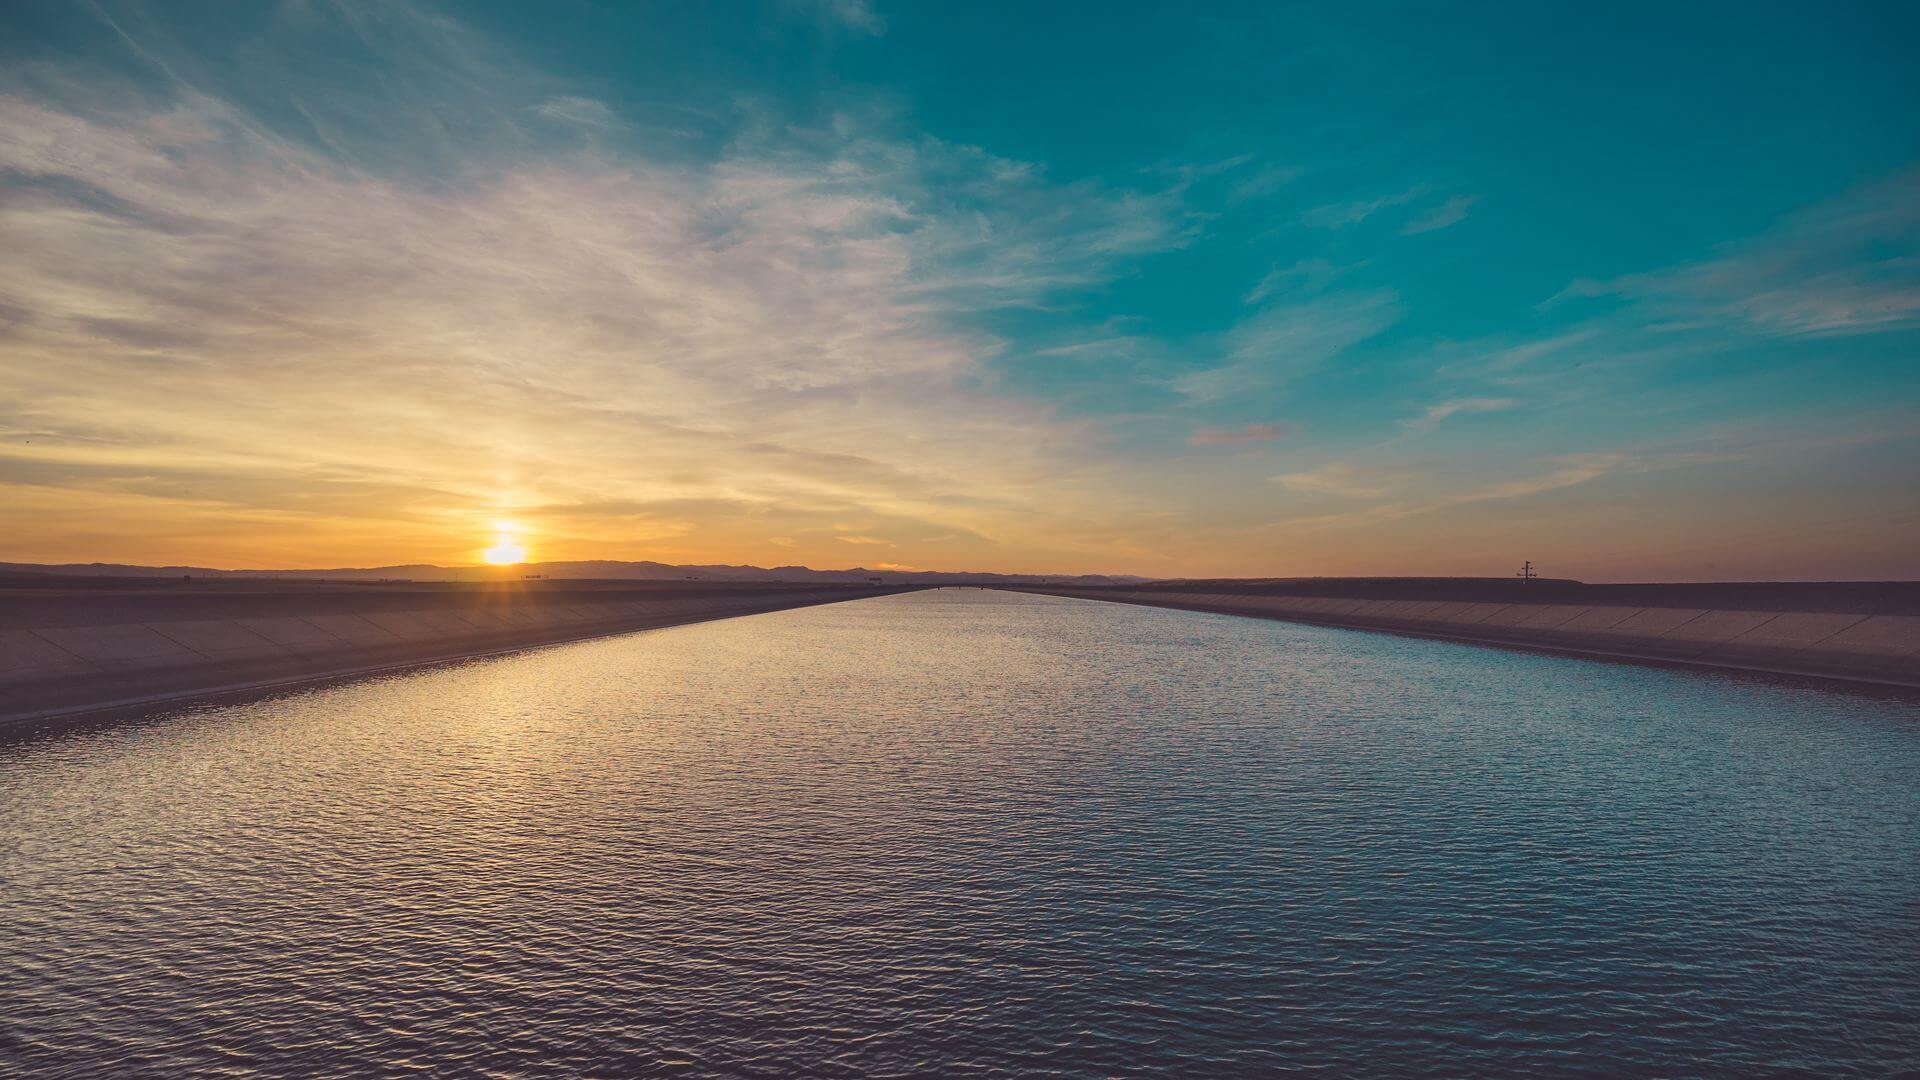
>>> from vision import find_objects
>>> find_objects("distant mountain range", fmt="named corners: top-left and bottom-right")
top-left (0, 559), bottom-right (1148, 586)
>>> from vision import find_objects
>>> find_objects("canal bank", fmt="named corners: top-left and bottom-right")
top-left (0, 580), bottom-right (919, 725)
top-left (1004, 580), bottom-right (1920, 690)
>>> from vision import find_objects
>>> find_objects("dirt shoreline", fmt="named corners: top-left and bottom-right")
top-left (1004, 583), bottom-right (1920, 691)
top-left (1, 581), bottom-right (920, 726)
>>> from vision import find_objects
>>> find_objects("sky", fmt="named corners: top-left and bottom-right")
top-left (1, 1), bottom-right (1917, 581)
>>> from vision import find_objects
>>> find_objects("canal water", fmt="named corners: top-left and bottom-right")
top-left (2, 589), bottom-right (1916, 1076)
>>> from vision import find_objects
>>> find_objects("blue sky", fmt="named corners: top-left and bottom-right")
top-left (1, 1), bottom-right (1916, 578)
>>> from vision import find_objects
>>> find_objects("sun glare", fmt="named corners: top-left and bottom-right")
top-left (481, 536), bottom-right (527, 566)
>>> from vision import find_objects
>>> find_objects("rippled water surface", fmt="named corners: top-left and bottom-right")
top-left (3, 589), bottom-right (1918, 1077)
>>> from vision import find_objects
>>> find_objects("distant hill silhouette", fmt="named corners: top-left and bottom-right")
top-left (0, 559), bottom-right (1147, 587)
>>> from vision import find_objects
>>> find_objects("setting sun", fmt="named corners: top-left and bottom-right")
top-left (481, 537), bottom-right (527, 566)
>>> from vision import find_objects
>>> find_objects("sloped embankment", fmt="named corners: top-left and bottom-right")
top-left (1, 584), bottom-right (913, 725)
top-left (1009, 583), bottom-right (1920, 689)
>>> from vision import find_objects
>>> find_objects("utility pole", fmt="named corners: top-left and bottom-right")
top-left (1516, 560), bottom-right (1537, 583)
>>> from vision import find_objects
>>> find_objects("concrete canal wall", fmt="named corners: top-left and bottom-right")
top-left (1009, 581), bottom-right (1920, 690)
top-left (1, 582), bottom-right (914, 725)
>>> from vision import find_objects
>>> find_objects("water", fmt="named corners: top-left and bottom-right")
top-left (2, 589), bottom-right (1916, 1077)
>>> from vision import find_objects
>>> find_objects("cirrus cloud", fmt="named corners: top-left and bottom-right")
top-left (0, 4), bottom-right (1193, 570)
top-left (1187, 422), bottom-right (1294, 446)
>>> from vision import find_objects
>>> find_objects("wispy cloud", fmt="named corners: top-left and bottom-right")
top-left (530, 95), bottom-right (616, 128)
top-left (1173, 290), bottom-right (1400, 402)
top-left (1401, 194), bottom-right (1477, 235)
top-left (1286, 453), bottom-right (1624, 527)
top-left (834, 0), bottom-right (886, 33)
top-left (1243, 259), bottom-right (1345, 305)
top-left (5, 3), bottom-right (1914, 581)
top-left (1274, 462), bottom-right (1403, 499)
top-left (1301, 186), bottom-right (1423, 229)
top-left (1188, 422), bottom-right (1293, 446)
top-left (796, 0), bottom-right (885, 34)
top-left (0, 4), bottom-right (1189, 569)
top-left (1033, 335), bottom-right (1145, 358)
top-left (1227, 163), bottom-right (1300, 203)
top-left (835, 535), bottom-right (891, 545)
top-left (1545, 170), bottom-right (1920, 337)
top-left (1462, 453), bottom-right (1621, 501)
top-left (1402, 396), bottom-right (1519, 432)
top-left (1433, 331), bottom-right (1597, 380)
